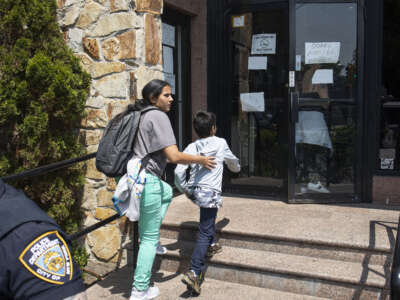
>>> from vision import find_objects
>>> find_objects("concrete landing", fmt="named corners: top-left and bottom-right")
top-left (164, 195), bottom-right (399, 251)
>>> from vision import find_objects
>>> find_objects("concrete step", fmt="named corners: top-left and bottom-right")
top-left (151, 237), bottom-right (390, 299)
top-left (86, 268), bottom-right (330, 300)
top-left (160, 223), bottom-right (392, 267)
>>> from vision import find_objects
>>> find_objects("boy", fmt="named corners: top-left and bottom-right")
top-left (174, 111), bottom-right (240, 295)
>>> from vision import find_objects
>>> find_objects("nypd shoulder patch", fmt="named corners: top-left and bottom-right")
top-left (19, 231), bottom-right (74, 285)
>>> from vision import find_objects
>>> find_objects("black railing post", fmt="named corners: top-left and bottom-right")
top-left (391, 215), bottom-right (400, 300)
top-left (133, 221), bottom-right (139, 269)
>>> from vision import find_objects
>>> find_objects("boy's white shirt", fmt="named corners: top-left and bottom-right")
top-left (174, 136), bottom-right (240, 194)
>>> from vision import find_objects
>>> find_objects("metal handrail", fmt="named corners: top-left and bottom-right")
top-left (391, 215), bottom-right (400, 299)
top-left (2, 152), bottom-right (97, 181)
top-left (1, 152), bottom-right (139, 272)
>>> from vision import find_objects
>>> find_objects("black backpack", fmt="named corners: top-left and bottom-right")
top-left (95, 106), bottom-right (157, 177)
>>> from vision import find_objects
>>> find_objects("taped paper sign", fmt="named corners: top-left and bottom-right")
top-left (240, 92), bottom-right (265, 112)
top-left (232, 15), bottom-right (245, 28)
top-left (162, 23), bottom-right (175, 47)
top-left (251, 34), bottom-right (276, 55)
top-left (305, 42), bottom-right (340, 64)
top-left (248, 56), bottom-right (267, 70)
top-left (312, 69), bottom-right (333, 84)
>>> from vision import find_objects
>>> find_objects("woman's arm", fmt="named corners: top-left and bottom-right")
top-left (163, 145), bottom-right (216, 170)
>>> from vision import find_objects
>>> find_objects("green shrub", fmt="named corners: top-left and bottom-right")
top-left (0, 0), bottom-right (91, 268)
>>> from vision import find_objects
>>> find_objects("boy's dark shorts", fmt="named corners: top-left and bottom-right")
top-left (0, 221), bottom-right (85, 300)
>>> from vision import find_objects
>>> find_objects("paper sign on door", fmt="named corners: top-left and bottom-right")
top-left (305, 42), bottom-right (340, 64)
top-left (312, 69), bottom-right (333, 84)
top-left (251, 34), bottom-right (276, 55)
top-left (240, 93), bottom-right (265, 112)
top-left (248, 56), bottom-right (268, 70)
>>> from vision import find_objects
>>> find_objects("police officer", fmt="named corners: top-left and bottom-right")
top-left (0, 179), bottom-right (88, 299)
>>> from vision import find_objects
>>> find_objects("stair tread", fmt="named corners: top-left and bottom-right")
top-left (156, 270), bottom-right (330, 300)
top-left (86, 269), bottom-right (330, 300)
top-left (159, 237), bottom-right (388, 288)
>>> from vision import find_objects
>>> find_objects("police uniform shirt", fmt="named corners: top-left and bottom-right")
top-left (0, 180), bottom-right (85, 299)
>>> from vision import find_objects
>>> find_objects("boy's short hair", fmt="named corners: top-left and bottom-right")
top-left (193, 111), bottom-right (216, 138)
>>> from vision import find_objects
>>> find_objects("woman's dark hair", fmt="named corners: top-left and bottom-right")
top-left (111, 79), bottom-right (170, 125)
top-left (193, 111), bottom-right (216, 138)
top-left (142, 79), bottom-right (170, 104)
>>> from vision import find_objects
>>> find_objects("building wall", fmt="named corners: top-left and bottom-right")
top-left (373, 176), bottom-right (400, 205)
top-left (164, 0), bottom-right (208, 139)
top-left (57, 0), bottom-right (165, 283)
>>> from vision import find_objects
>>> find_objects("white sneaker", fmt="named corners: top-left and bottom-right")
top-left (130, 286), bottom-right (159, 300)
top-left (307, 181), bottom-right (330, 193)
top-left (156, 242), bottom-right (167, 255)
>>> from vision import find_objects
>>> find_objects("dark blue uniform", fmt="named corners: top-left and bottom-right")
top-left (0, 179), bottom-right (85, 299)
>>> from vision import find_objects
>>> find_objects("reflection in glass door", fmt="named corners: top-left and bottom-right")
top-left (226, 4), bottom-right (289, 197)
top-left (291, 3), bottom-right (359, 202)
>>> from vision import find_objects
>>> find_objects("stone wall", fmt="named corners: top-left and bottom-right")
top-left (56, 0), bottom-right (165, 283)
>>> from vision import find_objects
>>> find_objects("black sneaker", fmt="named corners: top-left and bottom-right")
top-left (181, 270), bottom-right (204, 295)
top-left (206, 243), bottom-right (222, 258)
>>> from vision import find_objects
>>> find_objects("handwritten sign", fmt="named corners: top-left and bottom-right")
top-left (251, 34), bottom-right (276, 55)
top-left (305, 42), bottom-right (340, 64)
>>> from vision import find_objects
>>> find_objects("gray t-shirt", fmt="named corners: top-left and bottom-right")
top-left (133, 108), bottom-right (176, 177)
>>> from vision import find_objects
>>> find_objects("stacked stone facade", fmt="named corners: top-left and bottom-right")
top-left (56, 0), bottom-right (164, 283)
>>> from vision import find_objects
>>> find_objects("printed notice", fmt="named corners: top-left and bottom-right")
top-left (305, 42), bottom-right (340, 64)
top-left (248, 56), bottom-right (268, 70)
top-left (312, 69), bottom-right (333, 84)
top-left (164, 73), bottom-right (176, 94)
top-left (162, 23), bottom-right (175, 47)
top-left (232, 15), bottom-right (245, 28)
top-left (251, 34), bottom-right (276, 55)
top-left (163, 46), bottom-right (174, 74)
top-left (240, 92), bottom-right (265, 112)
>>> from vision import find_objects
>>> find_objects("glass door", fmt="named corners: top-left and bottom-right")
top-left (288, 2), bottom-right (361, 202)
top-left (225, 2), bottom-right (290, 197)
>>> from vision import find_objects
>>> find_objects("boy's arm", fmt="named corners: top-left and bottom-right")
top-left (223, 140), bottom-right (241, 173)
top-left (174, 143), bottom-right (196, 194)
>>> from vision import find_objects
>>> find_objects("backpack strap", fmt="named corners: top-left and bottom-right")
top-left (134, 106), bottom-right (160, 175)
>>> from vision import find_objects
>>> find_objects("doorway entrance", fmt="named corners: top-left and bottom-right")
top-left (221, 0), bottom-right (362, 203)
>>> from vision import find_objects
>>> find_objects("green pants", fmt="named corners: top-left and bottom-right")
top-left (133, 173), bottom-right (172, 291)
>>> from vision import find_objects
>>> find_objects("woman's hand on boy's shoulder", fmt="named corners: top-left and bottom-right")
top-left (201, 155), bottom-right (216, 170)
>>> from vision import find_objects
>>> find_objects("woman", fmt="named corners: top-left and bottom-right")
top-left (130, 79), bottom-right (215, 300)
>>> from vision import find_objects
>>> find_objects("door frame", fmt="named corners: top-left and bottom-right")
top-left (222, 0), bottom-right (290, 198)
top-left (287, 0), bottom-right (365, 203)
top-left (162, 7), bottom-right (192, 186)
top-left (207, 0), bottom-right (367, 202)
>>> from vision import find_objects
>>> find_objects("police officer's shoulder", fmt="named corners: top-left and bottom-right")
top-left (63, 291), bottom-right (88, 300)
